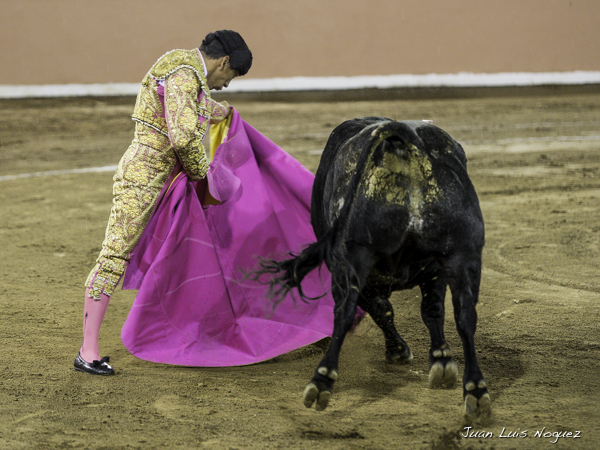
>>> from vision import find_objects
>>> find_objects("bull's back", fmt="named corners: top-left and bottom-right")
top-left (312, 118), bottom-right (483, 253)
top-left (311, 117), bottom-right (389, 237)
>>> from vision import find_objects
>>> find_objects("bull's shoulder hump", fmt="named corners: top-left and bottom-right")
top-left (333, 117), bottom-right (391, 135)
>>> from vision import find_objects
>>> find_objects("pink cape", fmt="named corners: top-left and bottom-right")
top-left (121, 110), bottom-right (336, 366)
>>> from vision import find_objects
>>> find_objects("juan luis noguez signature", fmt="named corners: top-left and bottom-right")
top-left (462, 426), bottom-right (581, 444)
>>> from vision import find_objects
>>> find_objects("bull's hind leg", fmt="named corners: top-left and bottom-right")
top-left (444, 254), bottom-right (491, 423)
top-left (303, 245), bottom-right (375, 411)
top-left (419, 271), bottom-right (458, 389)
top-left (357, 288), bottom-right (413, 364)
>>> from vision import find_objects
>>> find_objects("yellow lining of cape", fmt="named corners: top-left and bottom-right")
top-left (166, 114), bottom-right (232, 198)
top-left (167, 172), bottom-right (183, 194)
top-left (208, 114), bottom-right (232, 161)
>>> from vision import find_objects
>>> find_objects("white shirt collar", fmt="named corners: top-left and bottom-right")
top-left (197, 49), bottom-right (207, 75)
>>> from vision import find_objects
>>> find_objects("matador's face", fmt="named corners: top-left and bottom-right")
top-left (207, 57), bottom-right (239, 91)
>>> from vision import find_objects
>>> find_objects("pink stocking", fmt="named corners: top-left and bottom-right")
top-left (79, 288), bottom-right (111, 363)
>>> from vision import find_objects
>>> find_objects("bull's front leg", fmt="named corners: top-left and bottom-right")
top-left (445, 254), bottom-right (491, 424)
top-left (420, 271), bottom-right (458, 389)
top-left (303, 299), bottom-right (358, 411)
top-left (455, 298), bottom-right (491, 424)
top-left (303, 245), bottom-right (375, 411)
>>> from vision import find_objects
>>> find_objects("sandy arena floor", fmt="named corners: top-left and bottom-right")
top-left (1, 90), bottom-right (599, 449)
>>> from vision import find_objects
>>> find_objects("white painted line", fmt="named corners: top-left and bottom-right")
top-left (0, 165), bottom-right (117, 182)
top-left (0, 84), bottom-right (140, 99)
top-left (229, 71), bottom-right (600, 92)
top-left (2, 71), bottom-right (600, 98)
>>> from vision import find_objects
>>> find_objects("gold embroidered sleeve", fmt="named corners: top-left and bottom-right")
top-left (164, 68), bottom-right (209, 180)
top-left (208, 99), bottom-right (231, 124)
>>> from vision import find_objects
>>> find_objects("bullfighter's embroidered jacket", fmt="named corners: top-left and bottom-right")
top-left (85, 49), bottom-right (229, 300)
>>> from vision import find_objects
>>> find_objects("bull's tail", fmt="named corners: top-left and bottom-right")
top-left (251, 226), bottom-right (341, 307)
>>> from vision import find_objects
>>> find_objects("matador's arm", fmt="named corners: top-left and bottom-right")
top-left (164, 67), bottom-right (210, 181)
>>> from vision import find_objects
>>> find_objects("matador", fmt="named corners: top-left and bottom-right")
top-left (76, 30), bottom-right (253, 375)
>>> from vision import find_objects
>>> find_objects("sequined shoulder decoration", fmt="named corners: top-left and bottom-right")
top-left (149, 49), bottom-right (210, 98)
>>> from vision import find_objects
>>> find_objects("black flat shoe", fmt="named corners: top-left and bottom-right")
top-left (74, 352), bottom-right (115, 375)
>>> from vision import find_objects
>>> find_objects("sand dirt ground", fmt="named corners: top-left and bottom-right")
top-left (1, 90), bottom-right (599, 449)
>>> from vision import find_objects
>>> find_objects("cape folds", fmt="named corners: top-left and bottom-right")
top-left (120, 110), bottom-right (336, 366)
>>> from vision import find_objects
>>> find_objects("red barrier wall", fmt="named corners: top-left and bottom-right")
top-left (2, 0), bottom-right (599, 85)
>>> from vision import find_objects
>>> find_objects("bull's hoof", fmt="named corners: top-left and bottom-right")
top-left (303, 366), bottom-right (338, 411)
top-left (386, 345), bottom-right (413, 364)
top-left (463, 380), bottom-right (491, 425)
top-left (429, 360), bottom-right (458, 389)
top-left (303, 383), bottom-right (332, 411)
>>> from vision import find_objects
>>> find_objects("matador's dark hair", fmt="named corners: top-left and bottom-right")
top-left (200, 30), bottom-right (253, 76)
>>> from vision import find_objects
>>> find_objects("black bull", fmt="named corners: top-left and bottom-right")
top-left (255, 117), bottom-right (490, 421)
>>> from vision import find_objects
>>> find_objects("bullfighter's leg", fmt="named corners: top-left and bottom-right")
top-left (357, 289), bottom-right (413, 364)
top-left (419, 270), bottom-right (458, 389)
top-left (443, 253), bottom-right (491, 422)
top-left (303, 245), bottom-right (375, 411)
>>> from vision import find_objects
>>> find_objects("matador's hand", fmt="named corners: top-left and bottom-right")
top-left (209, 101), bottom-right (233, 124)
top-left (220, 101), bottom-right (233, 117)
